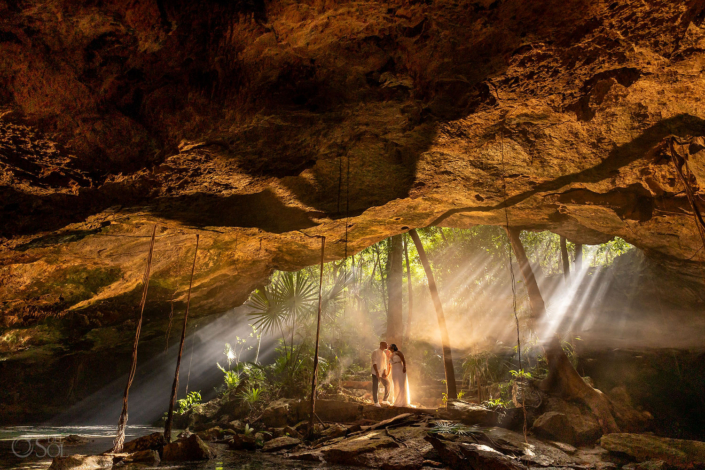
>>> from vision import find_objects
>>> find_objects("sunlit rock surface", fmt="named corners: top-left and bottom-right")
top-left (1, 0), bottom-right (705, 421)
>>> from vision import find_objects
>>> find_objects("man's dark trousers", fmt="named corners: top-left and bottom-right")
top-left (372, 374), bottom-right (390, 404)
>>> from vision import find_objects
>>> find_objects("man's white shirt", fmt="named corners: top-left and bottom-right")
top-left (371, 348), bottom-right (388, 376)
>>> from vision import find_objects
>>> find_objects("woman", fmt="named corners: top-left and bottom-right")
top-left (388, 344), bottom-right (410, 407)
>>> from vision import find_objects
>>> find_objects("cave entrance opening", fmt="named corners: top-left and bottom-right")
top-left (219, 226), bottom-right (640, 416)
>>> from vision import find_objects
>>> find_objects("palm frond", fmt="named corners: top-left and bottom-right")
top-left (429, 420), bottom-right (483, 436)
top-left (321, 270), bottom-right (354, 315)
top-left (246, 287), bottom-right (288, 335)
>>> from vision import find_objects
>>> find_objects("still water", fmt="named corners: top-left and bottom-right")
top-left (0, 425), bottom-right (352, 469)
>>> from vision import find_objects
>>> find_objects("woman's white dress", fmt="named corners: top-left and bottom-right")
top-left (391, 353), bottom-right (410, 407)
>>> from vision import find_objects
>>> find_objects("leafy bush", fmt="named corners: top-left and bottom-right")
top-left (484, 397), bottom-right (509, 410)
top-left (462, 349), bottom-right (513, 388)
top-left (177, 391), bottom-right (202, 415)
top-left (509, 369), bottom-right (532, 379)
top-left (239, 387), bottom-right (263, 409)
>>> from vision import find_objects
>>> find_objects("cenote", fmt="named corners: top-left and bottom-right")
top-left (1, 1), bottom-right (705, 469)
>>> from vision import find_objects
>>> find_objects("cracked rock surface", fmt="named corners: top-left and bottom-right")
top-left (1, 0), bottom-right (705, 420)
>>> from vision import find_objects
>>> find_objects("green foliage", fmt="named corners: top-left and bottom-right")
top-left (235, 225), bottom-right (628, 405)
top-left (592, 237), bottom-right (634, 266)
top-left (462, 349), bottom-right (513, 388)
top-left (509, 369), bottom-right (532, 379)
top-left (217, 363), bottom-right (240, 391)
top-left (242, 363), bottom-right (266, 387)
top-left (247, 272), bottom-right (318, 335)
top-left (243, 424), bottom-right (254, 437)
top-left (239, 386), bottom-right (263, 408)
top-left (484, 397), bottom-right (509, 410)
top-left (176, 391), bottom-right (202, 415)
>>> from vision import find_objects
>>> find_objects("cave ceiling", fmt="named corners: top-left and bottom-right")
top-left (1, 0), bottom-right (705, 355)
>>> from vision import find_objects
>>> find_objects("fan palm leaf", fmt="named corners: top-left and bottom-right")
top-left (246, 286), bottom-right (288, 335)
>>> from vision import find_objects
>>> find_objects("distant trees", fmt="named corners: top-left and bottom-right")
top-left (386, 234), bottom-right (404, 347)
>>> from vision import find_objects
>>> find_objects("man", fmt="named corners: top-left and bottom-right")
top-left (371, 341), bottom-right (390, 407)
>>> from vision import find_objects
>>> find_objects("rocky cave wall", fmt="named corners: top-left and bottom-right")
top-left (1, 0), bottom-right (705, 421)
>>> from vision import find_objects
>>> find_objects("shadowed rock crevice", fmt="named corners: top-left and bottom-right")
top-left (430, 114), bottom-right (705, 226)
top-left (150, 189), bottom-right (319, 233)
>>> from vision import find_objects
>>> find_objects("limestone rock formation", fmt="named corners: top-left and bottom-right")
top-left (161, 434), bottom-right (215, 461)
top-left (600, 433), bottom-right (705, 468)
top-left (1, 0), bottom-right (705, 420)
top-left (262, 436), bottom-right (301, 453)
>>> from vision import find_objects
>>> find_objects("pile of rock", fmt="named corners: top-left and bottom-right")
top-left (48, 432), bottom-right (215, 470)
top-left (49, 385), bottom-right (705, 470)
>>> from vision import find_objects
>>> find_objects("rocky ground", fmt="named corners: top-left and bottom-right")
top-left (50, 382), bottom-right (705, 469)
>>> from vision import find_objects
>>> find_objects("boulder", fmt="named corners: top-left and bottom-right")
top-left (541, 397), bottom-right (602, 444)
top-left (425, 436), bottom-right (527, 470)
top-left (226, 420), bottom-right (245, 433)
top-left (607, 387), bottom-right (653, 433)
top-left (321, 424), bottom-right (348, 438)
top-left (483, 427), bottom-right (579, 468)
top-left (121, 432), bottom-right (166, 453)
top-left (375, 447), bottom-right (426, 470)
top-left (321, 431), bottom-right (400, 465)
top-left (186, 400), bottom-right (221, 430)
top-left (196, 426), bottom-right (226, 442)
top-left (600, 433), bottom-right (705, 468)
top-left (116, 449), bottom-right (160, 466)
top-left (315, 399), bottom-right (364, 422)
top-left (228, 433), bottom-right (258, 451)
top-left (284, 425), bottom-right (302, 439)
top-left (532, 411), bottom-right (576, 445)
top-left (48, 455), bottom-right (113, 470)
top-left (288, 451), bottom-right (323, 462)
top-left (262, 436), bottom-right (301, 452)
top-left (549, 441), bottom-right (577, 454)
top-left (462, 442), bottom-right (528, 470)
top-left (162, 434), bottom-right (215, 461)
top-left (438, 400), bottom-right (498, 426)
top-left (261, 399), bottom-right (301, 427)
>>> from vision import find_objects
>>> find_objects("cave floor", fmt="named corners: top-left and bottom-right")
top-left (0, 425), bottom-right (358, 469)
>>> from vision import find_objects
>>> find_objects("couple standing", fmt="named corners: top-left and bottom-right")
top-left (371, 341), bottom-right (409, 407)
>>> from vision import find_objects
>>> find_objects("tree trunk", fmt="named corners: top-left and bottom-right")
top-left (504, 227), bottom-right (545, 320)
top-left (506, 228), bottom-right (619, 434)
top-left (387, 234), bottom-right (403, 347)
top-left (541, 337), bottom-right (619, 433)
top-left (559, 236), bottom-right (570, 282)
top-left (409, 229), bottom-right (457, 400)
top-left (575, 244), bottom-right (583, 270)
top-left (375, 245), bottom-right (388, 314)
top-left (112, 225), bottom-right (157, 453)
top-left (403, 235), bottom-right (413, 348)
top-left (164, 234), bottom-right (199, 443)
top-left (309, 236), bottom-right (325, 435)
